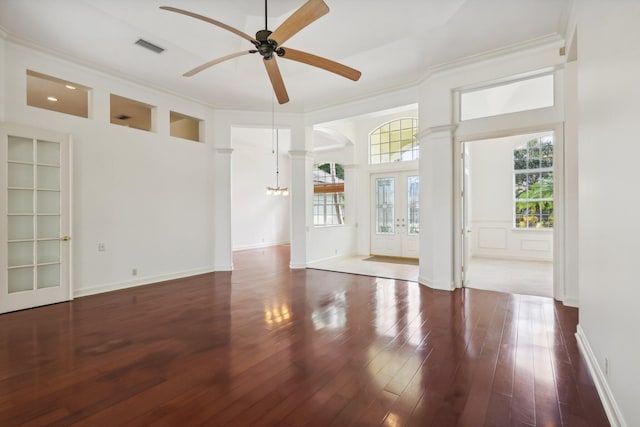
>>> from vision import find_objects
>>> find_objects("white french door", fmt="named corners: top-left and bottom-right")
top-left (370, 172), bottom-right (419, 258)
top-left (1, 123), bottom-right (72, 314)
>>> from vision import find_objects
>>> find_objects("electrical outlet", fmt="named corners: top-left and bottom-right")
top-left (98, 242), bottom-right (106, 252)
top-left (132, 268), bottom-right (138, 276)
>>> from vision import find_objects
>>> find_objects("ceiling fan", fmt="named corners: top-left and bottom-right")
top-left (160, 0), bottom-right (361, 104)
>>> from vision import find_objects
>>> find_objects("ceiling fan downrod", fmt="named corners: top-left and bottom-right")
top-left (255, 0), bottom-right (282, 60)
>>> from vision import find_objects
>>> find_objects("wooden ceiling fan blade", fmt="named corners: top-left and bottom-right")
top-left (160, 6), bottom-right (258, 44)
top-left (183, 51), bottom-right (255, 77)
top-left (269, 0), bottom-right (329, 46)
top-left (263, 58), bottom-right (289, 104)
top-left (280, 48), bottom-right (361, 81)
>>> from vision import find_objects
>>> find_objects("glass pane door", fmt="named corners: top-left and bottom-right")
top-left (407, 176), bottom-right (420, 235)
top-left (375, 177), bottom-right (394, 234)
top-left (7, 136), bottom-right (61, 294)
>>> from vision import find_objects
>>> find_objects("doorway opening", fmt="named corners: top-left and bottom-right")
top-left (461, 131), bottom-right (554, 297)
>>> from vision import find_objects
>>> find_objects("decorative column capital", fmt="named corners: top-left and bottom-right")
top-left (416, 124), bottom-right (458, 141)
top-left (214, 147), bottom-right (234, 155)
top-left (288, 150), bottom-right (312, 159)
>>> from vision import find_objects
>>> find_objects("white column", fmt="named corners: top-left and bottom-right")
top-left (213, 147), bottom-right (233, 271)
top-left (418, 125), bottom-right (456, 291)
top-left (288, 149), bottom-right (312, 268)
top-left (342, 164), bottom-right (358, 227)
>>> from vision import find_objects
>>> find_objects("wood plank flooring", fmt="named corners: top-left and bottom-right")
top-left (0, 245), bottom-right (609, 426)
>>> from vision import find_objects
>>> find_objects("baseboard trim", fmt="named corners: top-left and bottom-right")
top-left (418, 275), bottom-right (432, 287)
top-left (562, 296), bottom-right (579, 308)
top-left (575, 325), bottom-right (627, 427)
top-left (307, 253), bottom-right (351, 266)
top-left (419, 275), bottom-right (455, 291)
top-left (74, 267), bottom-right (217, 298)
top-left (232, 241), bottom-right (290, 251)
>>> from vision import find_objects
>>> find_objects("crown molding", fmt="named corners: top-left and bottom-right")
top-left (420, 34), bottom-right (565, 83)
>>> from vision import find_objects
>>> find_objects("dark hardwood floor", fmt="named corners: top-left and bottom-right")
top-left (0, 245), bottom-right (609, 426)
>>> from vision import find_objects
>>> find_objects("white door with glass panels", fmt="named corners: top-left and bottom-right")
top-left (1, 124), bottom-right (71, 314)
top-left (371, 172), bottom-right (419, 258)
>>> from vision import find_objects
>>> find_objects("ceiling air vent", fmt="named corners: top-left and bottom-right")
top-left (135, 38), bottom-right (165, 54)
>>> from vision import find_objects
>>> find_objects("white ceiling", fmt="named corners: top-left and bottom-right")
top-left (0, 0), bottom-right (572, 113)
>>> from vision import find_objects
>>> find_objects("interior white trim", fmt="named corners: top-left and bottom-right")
top-left (575, 325), bottom-right (627, 427)
top-left (415, 124), bottom-right (457, 141)
top-left (74, 266), bottom-right (217, 298)
top-left (419, 275), bottom-right (454, 292)
top-left (422, 34), bottom-right (564, 81)
top-left (232, 240), bottom-right (290, 251)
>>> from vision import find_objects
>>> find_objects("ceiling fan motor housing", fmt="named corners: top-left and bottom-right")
top-left (255, 29), bottom-right (282, 59)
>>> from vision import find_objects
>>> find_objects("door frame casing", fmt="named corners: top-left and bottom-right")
top-left (454, 123), bottom-right (565, 301)
top-left (0, 122), bottom-right (73, 313)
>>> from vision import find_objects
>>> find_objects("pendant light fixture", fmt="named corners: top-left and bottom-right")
top-left (266, 98), bottom-right (288, 196)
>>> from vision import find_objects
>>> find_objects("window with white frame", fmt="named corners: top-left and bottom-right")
top-left (314, 163), bottom-right (345, 226)
top-left (460, 73), bottom-right (554, 121)
top-left (514, 135), bottom-right (554, 228)
top-left (369, 118), bottom-right (419, 165)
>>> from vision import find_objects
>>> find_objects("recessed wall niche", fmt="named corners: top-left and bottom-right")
top-left (170, 111), bottom-right (202, 142)
top-left (26, 70), bottom-right (90, 118)
top-left (110, 94), bottom-right (154, 131)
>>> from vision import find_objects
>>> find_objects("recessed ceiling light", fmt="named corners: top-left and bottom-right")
top-left (47, 96), bottom-right (58, 102)
top-left (65, 84), bottom-right (76, 90)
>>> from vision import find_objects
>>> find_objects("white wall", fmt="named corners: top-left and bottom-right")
top-left (2, 41), bottom-right (217, 296)
top-left (468, 133), bottom-right (553, 261)
top-left (576, 1), bottom-right (640, 425)
top-left (231, 127), bottom-right (290, 250)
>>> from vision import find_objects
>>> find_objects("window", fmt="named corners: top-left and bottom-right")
top-left (369, 118), bottom-right (419, 164)
top-left (407, 175), bottom-right (419, 235)
top-left (110, 94), bottom-right (154, 131)
top-left (460, 73), bottom-right (554, 121)
top-left (314, 163), bottom-right (345, 226)
top-left (170, 111), bottom-right (202, 142)
top-left (26, 70), bottom-right (90, 118)
top-left (514, 135), bottom-right (554, 228)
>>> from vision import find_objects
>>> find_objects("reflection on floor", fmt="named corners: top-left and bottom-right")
top-left (466, 256), bottom-right (553, 298)
top-left (308, 255), bottom-right (553, 298)
top-left (308, 255), bottom-right (419, 282)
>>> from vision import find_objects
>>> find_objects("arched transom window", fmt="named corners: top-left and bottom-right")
top-left (369, 118), bottom-right (419, 164)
